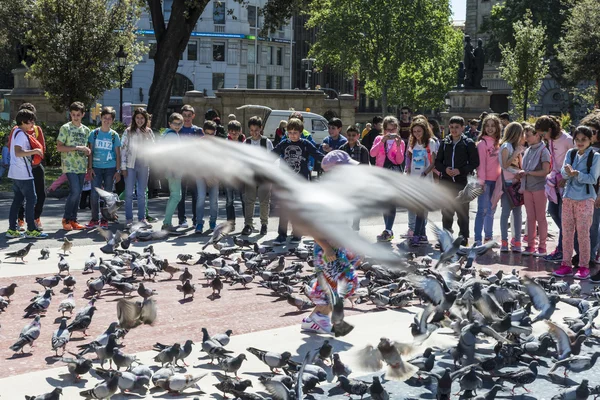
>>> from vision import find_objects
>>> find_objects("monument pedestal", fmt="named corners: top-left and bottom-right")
top-left (440, 88), bottom-right (493, 128)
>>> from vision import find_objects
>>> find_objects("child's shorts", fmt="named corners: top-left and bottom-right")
top-left (308, 243), bottom-right (360, 306)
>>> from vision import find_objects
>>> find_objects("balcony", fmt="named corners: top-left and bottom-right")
top-left (214, 25), bottom-right (225, 33)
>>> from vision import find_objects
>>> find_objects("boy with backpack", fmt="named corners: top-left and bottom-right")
top-left (242, 116), bottom-right (274, 236)
top-left (6, 109), bottom-right (47, 238)
top-left (86, 107), bottom-right (121, 229)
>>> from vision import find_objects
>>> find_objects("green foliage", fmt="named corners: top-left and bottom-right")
top-left (0, 0), bottom-right (35, 73)
top-left (306, 0), bottom-right (459, 112)
top-left (557, 0), bottom-right (600, 105)
top-left (499, 11), bottom-right (549, 119)
top-left (25, 0), bottom-right (147, 113)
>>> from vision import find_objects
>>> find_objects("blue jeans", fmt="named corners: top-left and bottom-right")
top-left (10, 179), bottom-right (37, 231)
top-left (408, 210), bottom-right (416, 231)
top-left (91, 167), bottom-right (116, 221)
top-left (500, 184), bottom-right (522, 242)
top-left (196, 179), bottom-right (218, 227)
top-left (177, 177), bottom-right (198, 225)
top-left (383, 207), bottom-right (396, 232)
top-left (548, 196), bottom-right (563, 252)
top-left (225, 186), bottom-right (245, 222)
top-left (474, 180), bottom-right (497, 242)
top-left (64, 173), bottom-right (85, 221)
top-left (414, 211), bottom-right (429, 237)
top-left (125, 162), bottom-right (149, 221)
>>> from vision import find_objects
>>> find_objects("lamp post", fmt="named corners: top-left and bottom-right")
top-left (116, 45), bottom-right (128, 121)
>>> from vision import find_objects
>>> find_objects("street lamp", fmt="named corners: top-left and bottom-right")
top-left (116, 45), bottom-right (128, 121)
top-left (301, 58), bottom-right (315, 89)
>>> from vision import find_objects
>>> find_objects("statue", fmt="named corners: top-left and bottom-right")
top-left (457, 61), bottom-right (465, 88)
top-left (462, 35), bottom-right (486, 89)
top-left (15, 42), bottom-right (34, 67)
top-left (463, 35), bottom-right (475, 88)
top-left (473, 39), bottom-right (486, 89)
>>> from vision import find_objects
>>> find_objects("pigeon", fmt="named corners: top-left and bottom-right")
top-left (38, 247), bottom-right (50, 260)
top-left (24, 388), bottom-right (63, 400)
top-left (456, 177), bottom-right (484, 203)
top-left (369, 376), bottom-right (389, 400)
top-left (116, 297), bottom-right (157, 329)
top-left (95, 187), bottom-right (124, 221)
top-left (313, 339), bottom-right (334, 364)
top-left (24, 288), bottom-right (53, 318)
top-left (51, 317), bottom-right (70, 356)
top-left (337, 376), bottom-right (369, 399)
top-left (213, 371), bottom-right (253, 398)
top-left (496, 360), bottom-right (538, 394)
top-left (112, 348), bottom-right (140, 370)
top-left (176, 279), bottom-right (196, 299)
top-left (36, 274), bottom-right (62, 289)
top-left (83, 252), bottom-right (98, 273)
top-left (61, 237), bottom-right (73, 254)
top-left (96, 228), bottom-right (128, 254)
top-left (60, 352), bottom-right (93, 379)
top-left (79, 371), bottom-right (120, 399)
top-left (95, 368), bottom-right (149, 393)
top-left (316, 271), bottom-right (354, 337)
top-left (63, 275), bottom-right (77, 291)
top-left (356, 338), bottom-right (416, 380)
top-left (408, 347), bottom-right (435, 374)
top-left (137, 282), bottom-right (157, 299)
top-left (0, 282), bottom-right (18, 301)
top-left (234, 236), bottom-right (253, 247)
top-left (154, 372), bottom-right (208, 393)
top-left (431, 224), bottom-right (463, 268)
top-left (525, 277), bottom-right (559, 323)
top-left (67, 305), bottom-right (96, 336)
top-left (211, 276), bottom-right (223, 297)
top-left (154, 339), bottom-right (194, 367)
top-left (260, 378), bottom-right (295, 400)
top-left (10, 315), bottom-right (41, 353)
top-left (247, 347), bottom-right (291, 373)
top-left (551, 379), bottom-right (590, 400)
top-left (211, 329), bottom-right (233, 346)
top-left (179, 267), bottom-right (193, 282)
top-left (217, 353), bottom-right (247, 377)
top-left (153, 342), bottom-right (181, 367)
top-left (177, 254), bottom-right (194, 264)
top-left (332, 353), bottom-right (352, 377)
top-left (546, 320), bottom-right (587, 360)
top-left (202, 220), bottom-right (235, 250)
top-left (5, 243), bottom-right (34, 262)
top-left (57, 255), bottom-right (70, 275)
top-left (548, 352), bottom-right (600, 377)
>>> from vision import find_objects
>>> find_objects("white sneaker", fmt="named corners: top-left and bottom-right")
top-left (301, 318), bottom-right (328, 334)
top-left (594, 254), bottom-right (600, 264)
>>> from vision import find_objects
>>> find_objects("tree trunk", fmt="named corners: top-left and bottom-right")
top-left (147, 46), bottom-right (182, 128)
top-left (523, 87), bottom-right (529, 121)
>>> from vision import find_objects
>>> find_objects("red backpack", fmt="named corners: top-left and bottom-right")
top-left (9, 127), bottom-right (44, 166)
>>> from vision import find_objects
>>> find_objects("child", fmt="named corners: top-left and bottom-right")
top-left (580, 110), bottom-right (600, 267)
top-left (274, 120), bottom-right (287, 146)
top-left (121, 107), bottom-right (155, 228)
top-left (195, 120), bottom-right (220, 233)
top-left (6, 109), bottom-right (47, 238)
top-left (496, 122), bottom-right (525, 252)
top-left (0, 135), bottom-right (9, 181)
top-left (320, 118), bottom-right (347, 153)
top-left (435, 116), bottom-right (479, 246)
top-left (160, 113), bottom-right (184, 232)
top-left (272, 117), bottom-right (324, 244)
top-left (225, 120), bottom-right (246, 228)
top-left (242, 116), bottom-right (273, 236)
top-left (474, 114), bottom-right (501, 245)
top-left (86, 107), bottom-right (121, 229)
top-left (370, 116), bottom-right (405, 242)
top-left (543, 116), bottom-right (573, 262)
top-left (339, 125), bottom-right (369, 165)
top-left (518, 123), bottom-right (551, 257)
top-left (406, 118), bottom-right (438, 246)
top-left (553, 126), bottom-right (600, 280)
top-left (56, 101), bottom-right (91, 231)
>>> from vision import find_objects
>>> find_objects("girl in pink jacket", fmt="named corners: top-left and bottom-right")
top-left (474, 114), bottom-right (502, 245)
top-left (370, 116), bottom-right (405, 242)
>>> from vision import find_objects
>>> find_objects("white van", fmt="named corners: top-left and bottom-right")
top-left (236, 105), bottom-right (330, 144)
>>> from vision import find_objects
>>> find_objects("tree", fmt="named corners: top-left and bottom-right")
top-left (25, 0), bottom-right (146, 113)
top-left (557, 0), bottom-right (600, 106)
top-left (499, 11), bottom-right (549, 120)
top-left (306, 0), bottom-right (460, 113)
top-left (0, 0), bottom-right (35, 88)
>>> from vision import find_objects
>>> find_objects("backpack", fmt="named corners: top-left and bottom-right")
top-left (245, 137), bottom-right (267, 148)
top-left (568, 148), bottom-right (598, 194)
top-left (8, 126), bottom-right (44, 166)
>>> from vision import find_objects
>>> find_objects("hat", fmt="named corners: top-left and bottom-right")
top-left (321, 150), bottom-right (359, 171)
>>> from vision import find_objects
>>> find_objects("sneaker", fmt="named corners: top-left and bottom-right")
top-left (590, 270), bottom-right (600, 283)
top-left (6, 229), bottom-right (24, 238)
top-left (301, 317), bottom-right (330, 334)
top-left (209, 221), bottom-right (217, 230)
top-left (461, 238), bottom-right (468, 247)
top-left (544, 249), bottom-right (563, 262)
top-left (522, 246), bottom-right (536, 256)
top-left (161, 224), bottom-right (177, 233)
top-left (410, 237), bottom-right (420, 247)
top-left (35, 219), bottom-right (43, 231)
top-left (62, 219), bottom-right (73, 231)
top-left (473, 240), bottom-right (482, 247)
top-left (260, 224), bottom-right (268, 235)
top-left (18, 219), bottom-right (25, 231)
top-left (241, 225), bottom-right (253, 236)
top-left (574, 267), bottom-right (591, 280)
top-left (100, 220), bottom-right (109, 229)
top-left (401, 229), bottom-right (414, 238)
top-left (179, 220), bottom-right (189, 228)
top-left (146, 215), bottom-right (158, 223)
top-left (553, 263), bottom-right (574, 277)
top-left (312, 312), bottom-right (333, 333)
top-left (274, 234), bottom-right (287, 245)
top-left (484, 237), bottom-right (493, 243)
top-left (511, 241), bottom-right (522, 253)
top-left (419, 236), bottom-right (429, 244)
top-left (534, 247), bottom-right (547, 257)
top-left (25, 230), bottom-right (48, 239)
top-left (70, 220), bottom-right (86, 230)
top-left (139, 219), bottom-right (152, 229)
top-left (377, 230), bottom-right (393, 242)
top-left (86, 220), bottom-right (100, 229)
top-left (195, 223), bottom-right (204, 234)
top-left (290, 236), bottom-right (302, 244)
top-left (500, 240), bottom-right (509, 252)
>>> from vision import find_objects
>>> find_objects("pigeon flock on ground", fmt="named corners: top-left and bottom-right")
top-left (2, 138), bottom-right (600, 399)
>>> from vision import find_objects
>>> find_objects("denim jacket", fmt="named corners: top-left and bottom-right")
top-left (561, 147), bottom-right (600, 201)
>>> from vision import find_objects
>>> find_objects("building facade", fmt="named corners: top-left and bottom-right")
top-left (98, 0), bottom-right (293, 120)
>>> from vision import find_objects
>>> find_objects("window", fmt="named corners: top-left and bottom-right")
top-left (149, 42), bottom-right (157, 59)
top-left (171, 73), bottom-right (194, 97)
top-left (212, 73), bottom-right (225, 90)
top-left (266, 75), bottom-right (273, 89)
top-left (213, 1), bottom-right (225, 25)
top-left (213, 42), bottom-right (225, 61)
top-left (187, 41), bottom-right (198, 61)
top-left (276, 76), bottom-right (282, 89)
top-left (312, 119), bottom-right (327, 131)
top-left (276, 47), bottom-right (282, 66)
top-left (247, 74), bottom-right (255, 89)
top-left (266, 46), bottom-right (272, 65)
top-left (247, 44), bottom-right (256, 64)
top-left (248, 5), bottom-right (257, 27)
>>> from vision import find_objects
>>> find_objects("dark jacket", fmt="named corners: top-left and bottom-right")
top-left (435, 134), bottom-right (479, 183)
top-left (361, 128), bottom-right (380, 165)
top-left (339, 142), bottom-right (370, 165)
top-left (272, 138), bottom-right (324, 180)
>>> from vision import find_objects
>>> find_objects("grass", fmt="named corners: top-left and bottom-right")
top-left (0, 166), bottom-right (63, 193)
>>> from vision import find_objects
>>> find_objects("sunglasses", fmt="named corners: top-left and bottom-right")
top-left (170, 121), bottom-right (183, 127)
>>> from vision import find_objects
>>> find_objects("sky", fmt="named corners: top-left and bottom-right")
top-left (451, 0), bottom-right (467, 21)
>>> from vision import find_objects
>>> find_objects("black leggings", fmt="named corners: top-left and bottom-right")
top-left (18, 165), bottom-right (46, 220)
